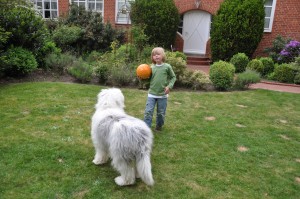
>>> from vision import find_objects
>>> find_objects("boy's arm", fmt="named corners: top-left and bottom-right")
top-left (167, 65), bottom-right (176, 89)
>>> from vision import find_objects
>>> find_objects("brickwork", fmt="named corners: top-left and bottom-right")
top-left (174, 0), bottom-right (223, 15)
top-left (103, 0), bottom-right (115, 23)
top-left (58, 0), bottom-right (69, 18)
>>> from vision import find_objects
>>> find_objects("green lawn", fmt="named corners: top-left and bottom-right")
top-left (0, 82), bottom-right (299, 198)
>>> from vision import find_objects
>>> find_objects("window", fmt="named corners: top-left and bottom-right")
top-left (116, 0), bottom-right (134, 24)
top-left (72, 0), bottom-right (103, 15)
top-left (264, 0), bottom-right (277, 32)
top-left (33, 0), bottom-right (58, 19)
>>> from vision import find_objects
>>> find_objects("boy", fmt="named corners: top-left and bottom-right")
top-left (144, 47), bottom-right (176, 131)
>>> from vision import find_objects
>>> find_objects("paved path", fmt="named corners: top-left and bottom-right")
top-left (187, 65), bottom-right (300, 94)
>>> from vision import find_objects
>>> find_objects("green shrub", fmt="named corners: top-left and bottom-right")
top-left (0, 5), bottom-right (50, 64)
top-left (259, 57), bottom-right (274, 76)
top-left (209, 61), bottom-right (235, 90)
top-left (294, 73), bottom-right (300, 84)
top-left (52, 25), bottom-right (83, 53)
top-left (273, 63), bottom-right (295, 83)
top-left (94, 61), bottom-right (110, 84)
top-left (234, 69), bottom-right (261, 90)
top-left (131, 0), bottom-right (180, 49)
top-left (210, 0), bottom-right (265, 61)
top-left (2, 47), bottom-right (37, 77)
top-left (130, 25), bottom-right (149, 55)
top-left (180, 70), bottom-right (212, 90)
top-left (230, 53), bottom-right (249, 73)
top-left (68, 59), bottom-right (94, 83)
top-left (45, 53), bottom-right (76, 74)
top-left (62, 4), bottom-right (125, 54)
top-left (165, 52), bottom-right (187, 82)
top-left (139, 45), bottom-right (154, 63)
top-left (247, 59), bottom-right (264, 75)
top-left (85, 51), bottom-right (104, 63)
top-left (166, 51), bottom-right (187, 62)
top-left (108, 64), bottom-right (136, 86)
top-left (289, 56), bottom-right (300, 84)
top-left (114, 44), bottom-right (139, 62)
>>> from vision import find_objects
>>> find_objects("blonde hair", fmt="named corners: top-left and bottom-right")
top-left (151, 47), bottom-right (166, 63)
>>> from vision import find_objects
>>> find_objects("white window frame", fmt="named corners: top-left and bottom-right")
top-left (115, 0), bottom-right (134, 24)
top-left (33, 0), bottom-right (59, 19)
top-left (71, 0), bottom-right (104, 16)
top-left (264, 0), bottom-right (277, 32)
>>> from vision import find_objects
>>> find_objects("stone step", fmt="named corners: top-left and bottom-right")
top-left (187, 56), bottom-right (211, 65)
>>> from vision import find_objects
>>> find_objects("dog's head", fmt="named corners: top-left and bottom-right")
top-left (95, 88), bottom-right (125, 110)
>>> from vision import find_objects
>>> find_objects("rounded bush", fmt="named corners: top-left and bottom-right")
top-left (230, 53), bottom-right (249, 73)
top-left (259, 57), bottom-right (274, 76)
top-left (247, 59), bottom-right (264, 75)
top-left (209, 61), bottom-right (235, 90)
top-left (3, 47), bottom-right (38, 77)
top-left (273, 63), bottom-right (295, 83)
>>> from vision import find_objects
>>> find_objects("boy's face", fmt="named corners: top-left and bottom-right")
top-left (153, 53), bottom-right (163, 64)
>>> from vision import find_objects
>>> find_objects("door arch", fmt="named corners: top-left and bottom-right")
top-left (182, 10), bottom-right (211, 55)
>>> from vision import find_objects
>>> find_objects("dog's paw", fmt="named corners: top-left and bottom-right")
top-left (92, 158), bottom-right (107, 165)
top-left (114, 176), bottom-right (135, 186)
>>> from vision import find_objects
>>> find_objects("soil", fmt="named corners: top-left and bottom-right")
top-left (0, 69), bottom-right (98, 85)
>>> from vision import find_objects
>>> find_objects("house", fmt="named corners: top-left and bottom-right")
top-left (32, 0), bottom-right (300, 61)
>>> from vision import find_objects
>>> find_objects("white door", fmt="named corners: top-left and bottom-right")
top-left (183, 11), bottom-right (211, 55)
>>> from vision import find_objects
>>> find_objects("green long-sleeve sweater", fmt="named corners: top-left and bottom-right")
top-left (148, 63), bottom-right (176, 96)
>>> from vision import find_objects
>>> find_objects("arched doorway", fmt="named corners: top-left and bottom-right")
top-left (182, 10), bottom-right (211, 55)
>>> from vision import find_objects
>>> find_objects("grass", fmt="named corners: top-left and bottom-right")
top-left (0, 82), bottom-right (299, 198)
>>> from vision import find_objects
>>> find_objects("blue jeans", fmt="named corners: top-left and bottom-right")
top-left (144, 97), bottom-right (168, 128)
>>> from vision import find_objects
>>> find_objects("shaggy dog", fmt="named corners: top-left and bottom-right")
top-left (91, 88), bottom-right (154, 186)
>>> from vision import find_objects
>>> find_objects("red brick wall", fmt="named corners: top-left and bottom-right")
top-left (253, 0), bottom-right (300, 57)
top-left (103, 0), bottom-right (115, 23)
top-left (58, 0), bottom-right (69, 17)
top-left (174, 0), bottom-right (223, 15)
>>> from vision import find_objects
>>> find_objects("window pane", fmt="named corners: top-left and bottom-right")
top-left (264, 18), bottom-right (270, 29)
top-left (45, 10), bottom-right (50, 18)
top-left (44, 2), bottom-right (50, 9)
top-left (79, 2), bottom-right (85, 7)
top-left (51, 2), bottom-right (57, 9)
top-left (265, 0), bottom-right (273, 6)
top-left (37, 2), bottom-right (42, 8)
top-left (89, 3), bottom-right (95, 10)
top-left (265, 7), bottom-right (272, 17)
top-left (96, 3), bottom-right (102, 10)
top-left (51, 11), bottom-right (58, 18)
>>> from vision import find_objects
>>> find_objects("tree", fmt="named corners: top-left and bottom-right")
top-left (210, 0), bottom-right (265, 62)
top-left (130, 0), bottom-right (180, 49)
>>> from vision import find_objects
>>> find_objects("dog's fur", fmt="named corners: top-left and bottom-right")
top-left (91, 88), bottom-right (154, 186)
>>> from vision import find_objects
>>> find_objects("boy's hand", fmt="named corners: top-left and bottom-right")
top-left (164, 87), bottom-right (170, 94)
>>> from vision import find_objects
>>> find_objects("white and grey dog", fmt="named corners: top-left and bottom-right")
top-left (91, 88), bottom-right (154, 186)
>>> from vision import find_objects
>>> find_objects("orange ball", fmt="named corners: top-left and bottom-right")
top-left (136, 64), bottom-right (151, 79)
